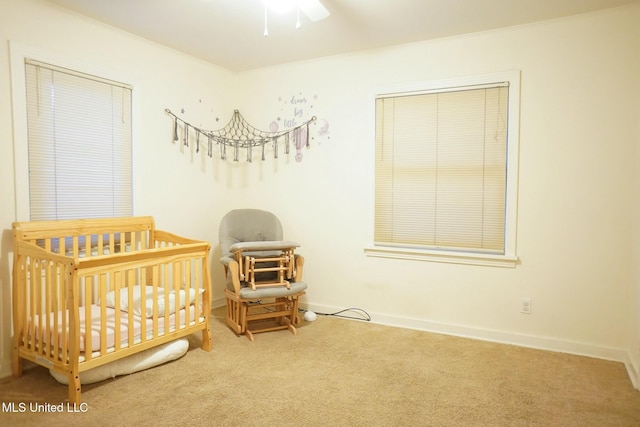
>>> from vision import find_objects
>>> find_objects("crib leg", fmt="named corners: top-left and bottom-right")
top-left (201, 324), bottom-right (212, 351)
top-left (11, 350), bottom-right (22, 378)
top-left (68, 369), bottom-right (81, 405)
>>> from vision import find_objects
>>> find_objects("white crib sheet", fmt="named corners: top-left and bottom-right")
top-left (32, 304), bottom-right (199, 352)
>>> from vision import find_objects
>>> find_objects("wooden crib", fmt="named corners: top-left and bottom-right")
top-left (11, 216), bottom-right (212, 404)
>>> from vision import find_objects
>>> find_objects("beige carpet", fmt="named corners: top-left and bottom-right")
top-left (1, 308), bottom-right (639, 426)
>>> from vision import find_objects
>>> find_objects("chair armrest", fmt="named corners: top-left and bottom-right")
top-left (220, 255), bottom-right (234, 266)
top-left (222, 258), bottom-right (242, 294)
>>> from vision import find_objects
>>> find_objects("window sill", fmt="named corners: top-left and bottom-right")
top-left (364, 246), bottom-right (519, 268)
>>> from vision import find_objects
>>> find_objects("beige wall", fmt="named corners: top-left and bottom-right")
top-left (1, 0), bottom-right (639, 385)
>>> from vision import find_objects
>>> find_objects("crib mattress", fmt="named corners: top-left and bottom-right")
top-left (31, 304), bottom-right (200, 352)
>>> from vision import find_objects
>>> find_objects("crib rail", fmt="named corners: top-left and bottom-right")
top-left (13, 216), bottom-right (155, 259)
top-left (74, 240), bottom-right (210, 369)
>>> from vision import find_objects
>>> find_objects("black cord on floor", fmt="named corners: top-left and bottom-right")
top-left (301, 307), bottom-right (371, 322)
top-left (247, 301), bottom-right (372, 322)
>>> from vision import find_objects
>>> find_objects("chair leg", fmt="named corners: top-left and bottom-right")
top-left (291, 296), bottom-right (301, 325)
top-left (239, 302), bottom-right (248, 334)
top-left (225, 292), bottom-right (243, 335)
top-left (287, 323), bottom-right (298, 335)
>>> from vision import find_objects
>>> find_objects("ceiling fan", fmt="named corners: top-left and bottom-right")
top-left (263, 0), bottom-right (330, 35)
top-left (297, 0), bottom-right (330, 22)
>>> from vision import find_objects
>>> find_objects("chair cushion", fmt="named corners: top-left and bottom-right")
top-left (219, 209), bottom-right (284, 257)
top-left (238, 281), bottom-right (307, 299)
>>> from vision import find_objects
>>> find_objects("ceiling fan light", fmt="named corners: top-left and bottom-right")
top-left (262, 0), bottom-right (327, 35)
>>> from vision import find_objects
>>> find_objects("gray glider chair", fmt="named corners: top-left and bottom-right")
top-left (219, 209), bottom-right (307, 340)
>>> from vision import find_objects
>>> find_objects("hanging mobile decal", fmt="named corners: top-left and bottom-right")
top-left (166, 109), bottom-right (316, 163)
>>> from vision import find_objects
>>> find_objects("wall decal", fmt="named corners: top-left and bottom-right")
top-left (271, 92), bottom-right (330, 161)
top-left (166, 109), bottom-right (316, 163)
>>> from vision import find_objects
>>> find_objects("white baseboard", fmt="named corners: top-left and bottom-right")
top-left (625, 350), bottom-right (640, 389)
top-left (211, 296), bottom-right (226, 309)
top-left (302, 303), bottom-right (638, 389)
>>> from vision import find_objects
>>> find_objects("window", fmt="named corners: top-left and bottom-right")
top-left (366, 72), bottom-right (520, 267)
top-left (23, 59), bottom-right (132, 221)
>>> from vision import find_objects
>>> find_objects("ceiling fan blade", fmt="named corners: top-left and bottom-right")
top-left (299, 0), bottom-right (330, 22)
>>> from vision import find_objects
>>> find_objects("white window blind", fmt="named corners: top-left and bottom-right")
top-left (24, 59), bottom-right (132, 221)
top-left (375, 83), bottom-right (509, 254)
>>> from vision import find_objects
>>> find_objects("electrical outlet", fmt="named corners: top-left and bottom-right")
top-left (520, 298), bottom-right (532, 314)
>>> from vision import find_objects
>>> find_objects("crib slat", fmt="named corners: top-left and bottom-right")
top-left (100, 274), bottom-right (109, 355)
top-left (184, 260), bottom-right (191, 327)
top-left (173, 260), bottom-right (180, 330)
top-left (84, 279), bottom-right (93, 362)
top-left (151, 265), bottom-right (159, 338)
top-left (60, 266), bottom-right (68, 363)
top-left (107, 232), bottom-right (113, 254)
top-left (44, 260), bottom-right (53, 357)
top-left (139, 268), bottom-right (147, 341)
top-left (73, 236), bottom-right (79, 259)
top-left (33, 259), bottom-right (41, 354)
top-left (127, 279), bottom-right (134, 346)
top-left (84, 234), bottom-right (90, 257)
top-left (112, 270), bottom-right (121, 351)
top-left (52, 265), bottom-right (59, 363)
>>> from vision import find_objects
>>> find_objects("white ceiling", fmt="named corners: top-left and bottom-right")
top-left (45, 0), bottom-right (639, 71)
